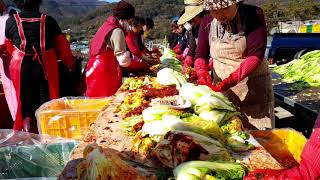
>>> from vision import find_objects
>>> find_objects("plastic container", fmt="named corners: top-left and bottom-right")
top-left (0, 130), bottom-right (78, 179)
top-left (312, 24), bottom-right (320, 33)
top-left (36, 97), bottom-right (110, 140)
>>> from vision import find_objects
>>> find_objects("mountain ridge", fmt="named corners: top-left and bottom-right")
top-left (59, 0), bottom-right (266, 40)
top-left (41, 0), bottom-right (107, 20)
top-left (36, 0), bottom-right (319, 40)
top-left (2, 0), bottom-right (107, 20)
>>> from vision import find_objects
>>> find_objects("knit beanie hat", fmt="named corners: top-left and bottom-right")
top-left (112, 0), bottom-right (135, 20)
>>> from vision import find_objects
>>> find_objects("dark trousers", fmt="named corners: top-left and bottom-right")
top-left (20, 59), bottom-right (49, 132)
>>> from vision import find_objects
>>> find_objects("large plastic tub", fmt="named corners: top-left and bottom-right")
top-left (36, 97), bottom-right (110, 140)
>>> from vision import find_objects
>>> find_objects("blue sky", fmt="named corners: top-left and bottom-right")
top-left (101, 0), bottom-right (120, 2)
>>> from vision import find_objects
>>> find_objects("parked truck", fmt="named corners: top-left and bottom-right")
top-left (268, 32), bottom-right (320, 137)
top-left (268, 33), bottom-right (320, 65)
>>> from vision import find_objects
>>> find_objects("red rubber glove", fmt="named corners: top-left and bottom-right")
top-left (152, 48), bottom-right (159, 53)
top-left (125, 59), bottom-right (149, 72)
top-left (194, 58), bottom-right (212, 86)
top-left (0, 44), bottom-right (6, 57)
top-left (176, 54), bottom-right (183, 62)
top-left (211, 56), bottom-right (261, 92)
top-left (5, 39), bottom-right (14, 55)
top-left (209, 83), bottom-right (223, 92)
top-left (0, 40), bottom-right (13, 61)
top-left (189, 69), bottom-right (197, 83)
top-left (173, 44), bottom-right (182, 54)
top-left (152, 48), bottom-right (161, 57)
top-left (182, 56), bottom-right (193, 74)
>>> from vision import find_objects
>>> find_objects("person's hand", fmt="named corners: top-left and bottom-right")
top-left (194, 58), bottom-right (208, 72)
top-left (209, 84), bottom-right (223, 92)
top-left (0, 44), bottom-right (10, 61)
top-left (175, 54), bottom-right (183, 61)
top-left (152, 48), bottom-right (161, 56)
top-left (126, 59), bottom-right (149, 72)
top-left (0, 44), bottom-right (6, 56)
top-left (141, 54), bottom-right (159, 65)
top-left (182, 48), bottom-right (189, 58)
top-left (194, 58), bottom-right (212, 85)
top-left (23, 117), bottom-right (31, 132)
top-left (209, 78), bottom-right (233, 92)
top-left (182, 56), bottom-right (193, 74)
top-left (188, 69), bottom-right (197, 83)
top-left (0, 44), bottom-right (5, 53)
top-left (197, 69), bottom-right (212, 86)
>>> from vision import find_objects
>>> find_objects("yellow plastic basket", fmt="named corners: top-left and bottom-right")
top-left (36, 97), bottom-right (110, 140)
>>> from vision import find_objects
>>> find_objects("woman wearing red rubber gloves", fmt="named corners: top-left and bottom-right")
top-left (86, 1), bottom-right (149, 97)
top-left (246, 114), bottom-right (320, 180)
top-left (177, 0), bottom-right (207, 74)
top-left (125, 16), bottom-right (157, 73)
top-left (198, 0), bottom-right (274, 129)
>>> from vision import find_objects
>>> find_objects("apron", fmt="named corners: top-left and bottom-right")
top-left (86, 49), bottom-right (122, 97)
top-left (0, 14), bottom-right (14, 121)
top-left (209, 18), bottom-right (274, 130)
top-left (1, 13), bottom-right (60, 130)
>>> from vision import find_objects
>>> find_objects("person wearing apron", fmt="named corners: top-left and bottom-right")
top-left (125, 16), bottom-right (157, 74)
top-left (177, 0), bottom-right (208, 75)
top-left (202, 0), bottom-right (274, 130)
top-left (87, 1), bottom-right (152, 97)
top-left (2, 0), bottom-right (75, 132)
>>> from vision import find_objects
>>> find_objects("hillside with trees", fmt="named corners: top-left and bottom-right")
top-left (60, 0), bottom-right (185, 41)
top-left (56, 0), bottom-right (320, 41)
top-left (41, 0), bottom-right (106, 20)
top-left (262, 0), bottom-right (320, 31)
top-left (2, 0), bottom-right (106, 20)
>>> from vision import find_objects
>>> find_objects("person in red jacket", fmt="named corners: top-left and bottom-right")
top-left (245, 114), bottom-right (320, 180)
top-left (0, 0), bottom-right (75, 132)
top-left (86, 1), bottom-right (151, 97)
top-left (125, 16), bottom-right (157, 73)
